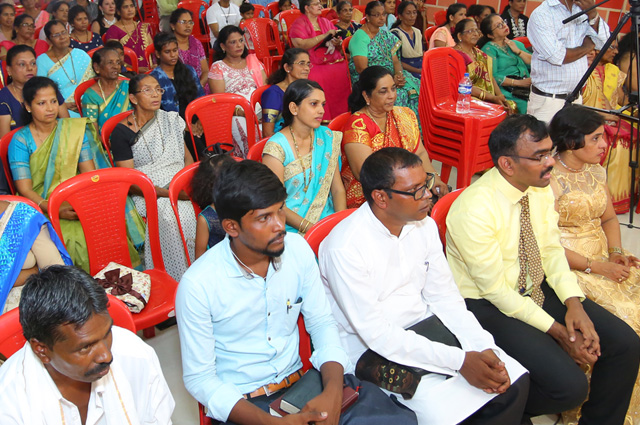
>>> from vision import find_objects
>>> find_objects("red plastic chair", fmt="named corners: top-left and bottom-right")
top-left (197, 314), bottom-right (312, 425)
top-left (514, 36), bottom-right (531, 49)
top-left (144, 44), bottom-right (155, 70)
top-left (47, 168), bottom-right (180, 339)
top-left (341, 35), bottom-right (351, 58)
top-left (320, 8), bottom-right (332, 18)
top-left (168, 162), bottom-right (202, 267)
top-left (124, 47), bottom-right (140, 73)
top-left (430, 188), bottom-right (465, 248)
top-left (418, 47), bottom-right (506, 188)
top-left (267, 1), bottom-right (280, 18)
top-left (0, 294), bottom-right (136, 359)
top-left (177, 0), bottom-right (210, 46)
top-left (353, 5), bottom-right (366, 15)
top-left (0, 128), bottom-right (21, 195)
top-left (247, 137), bottom-right (268, 161)
top-left (425, 25), bottom-right (437, 44)
top-left (250, 83), bottom-right (270, 114)
top-left (34, 25), bottom-right (43, 39)
top-left (252, 4), bottom-right (268, 18)
top-left (185, 94), bottom-right (260, 160)
top-left (327, 111), bottom-right (351, 132)
top-left (0, 195), bottom-right (43, 213)
top-left (101, 110), bottom-right (133, 166)
top-left (141, 0), bottom-right (160, 34)
top-left (239, 18), bottom-right (283, 75)
top-left (278, 9), bottom-right (301, 46)
top-left (14, 4), bottom-right (24, 16)
top-left (434, 10), bottom-right (446, 26)
top-left (304, 208), bottom-right (356, 257)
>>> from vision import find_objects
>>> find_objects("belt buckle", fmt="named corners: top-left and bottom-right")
top-left (262, 385), bottom-right (273, 397)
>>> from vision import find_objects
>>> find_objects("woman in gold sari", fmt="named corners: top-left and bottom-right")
top-left (549, 105), bottom-right (640, 425)
top-left (583, 43), bottom-right (635, 214)
top-left (262, 79), bottom-right (346, 234)
top-left (452, 18), bottom-right (516, 114)
top-left (7, 77), bottom-right (144, 272)
top-left (341, 66), bottom-right (448, 208)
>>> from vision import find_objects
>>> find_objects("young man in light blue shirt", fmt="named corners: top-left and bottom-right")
top-left (175, 160), bottom-right (417, 425)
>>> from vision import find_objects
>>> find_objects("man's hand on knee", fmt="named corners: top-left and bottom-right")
top-left (460, 350), bottom-right (511, 394)
top-left (548, 321), bottom-right (599, 365)
top-left (564, 297), bottom-right (601, 356)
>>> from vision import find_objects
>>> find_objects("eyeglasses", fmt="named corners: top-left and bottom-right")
top-left (491, 20), bottom-right (507, 30)
top-left (368, 13), bottom-right (384, 18)
top-left (50, 31), bottom-right (68, 38)
top-left (177, 19), bottom-right (194, 25)
top-left (19, 23), bottom-right (35, 28)
top-left (13, 61), bottom-right (37, 69)
top-left (509, 146), bottom-right (557, 164)
top-left (608, 44), bottom-right (618, 50)
top-left (384, 173), bottom-right (435, 201)
top-left (462, 28), bottom-right (481, 35)
top-left (308, 1), bottom-right (322, 6)
top-left (293, 60), bottom-right (313, 68)
top-left (135, 87), bottom-right (165, 96)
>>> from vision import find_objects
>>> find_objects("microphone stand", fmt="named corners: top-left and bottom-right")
top-left (564, 0), bottom-right (640, 228)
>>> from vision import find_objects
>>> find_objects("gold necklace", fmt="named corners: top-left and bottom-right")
top-left (557, 154), bottom-right (585, 173)
top-left (54, 49), bottom-right (77, 84)
top-left (289, 127), bottom-right (313, 192)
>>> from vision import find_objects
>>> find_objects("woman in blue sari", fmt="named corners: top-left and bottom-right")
top-left (262, 79), bottom-right (346, 234)
top-left (261, 48), bottom-right (310, 138)
top-left (36, 20), bottom-right (95, 118)
top-left (0, 200), bottom-right (72, 314)
top-left (81, 47), bottom-right (131, 128)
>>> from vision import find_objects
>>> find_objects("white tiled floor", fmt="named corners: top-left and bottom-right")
top-left (148, 162), bottom-right (640, 425)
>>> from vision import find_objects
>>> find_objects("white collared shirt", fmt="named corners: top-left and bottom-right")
top-left (0, 327), bottom-right (174, 425)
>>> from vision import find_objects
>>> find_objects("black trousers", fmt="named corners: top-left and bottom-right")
top-left (465, 281), bottom-right (640, 425)
top-left (459, 373), bottom-right (530, 425)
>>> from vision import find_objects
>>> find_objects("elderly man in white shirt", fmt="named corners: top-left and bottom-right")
top-left (0, 265), bottom-right (175, 425)
top-left (527, 0), bottom-right (610, 122)
top-left (319, 147), bottom-right (529, 425)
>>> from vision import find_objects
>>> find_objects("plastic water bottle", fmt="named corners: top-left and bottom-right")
top-left (456, 73), bottom-right (472, 114)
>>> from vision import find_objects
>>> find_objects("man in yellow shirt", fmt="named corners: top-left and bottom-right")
top-left (446, 114), bottom-right (640, 425)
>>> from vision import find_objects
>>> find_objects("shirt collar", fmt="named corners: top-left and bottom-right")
top-left (219, 236), bottom-right (282, 280)
top-left (489, 167), bottom-right (531, 205)
top-left (361, 201), bottom-right (417, 239)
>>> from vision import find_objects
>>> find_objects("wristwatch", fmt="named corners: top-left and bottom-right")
top-left (589, 15), bottom-right (600, 25)
top-left (584, 258), bottom-right (592, 274)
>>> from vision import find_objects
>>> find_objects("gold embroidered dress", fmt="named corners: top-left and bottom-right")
top-left (551, 163), bottom-right (640, 425)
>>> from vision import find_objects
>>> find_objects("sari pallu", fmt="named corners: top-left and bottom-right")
top-left (81, 79), bottom-right (131, 127)
top-left (9, 118), bottom-right (145, 272)
top-left (263, 126), bottom-right (342, 233)
top-left (582, 63), bottom-right (637, 214)
top-left (0, 201), bottom-right (72, 313)
top-left (341, 106), bottom-right (419, 208)
top-left (36, 49), bottom-right (95, 118)
top-left (289, 15), bottom-right (350, 120)
top-left (105, 22), bottom-right (153, 71)
top-left (348, 28), bottom-right (421, 121)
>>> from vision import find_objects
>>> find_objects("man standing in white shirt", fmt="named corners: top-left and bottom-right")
top-left (319, 147), bottom-right (530, 425)
top-left (0, 265), bottom-right (175, 425)
top-left (206, 0), bottom-right (241, 47)
top-left (527, 0), bottom-right (609, 122)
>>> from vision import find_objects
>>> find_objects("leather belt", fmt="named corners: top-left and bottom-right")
top-left (532, 85), bottom-right (569, 100)
top-left (244, 369), bottom-right (304, 399)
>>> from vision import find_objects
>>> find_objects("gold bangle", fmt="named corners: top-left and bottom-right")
top-left (37, 199), bottom-right (45, 208)
top-left (608, 247), bottom-right (623, 255)
top-left (479, 90), bottom-right (485, 101)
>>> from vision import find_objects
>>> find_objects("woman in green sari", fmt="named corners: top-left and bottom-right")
top-left (348, 1), bottom-right (420, 120)
top-left (7, 77), bottom-right (144, 272)
top-left (81, 47), bottom-right (131, 128)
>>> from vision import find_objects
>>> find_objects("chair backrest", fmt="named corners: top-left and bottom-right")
top-left (74, 78), bottom-right (98, 115)
top-left (304, 209), bottom-right (356, 257)
top-left (48, 168), bottom-right (165, 275)
top-left (421, 47), bottom-right (464, 108)
top-left (320, 8), bottom-right (332, 18)
top-left (353, 5), bottom-right (366, 14)
top-left (514, 36), bottom-right (531, 49)
top-left (430, 188), bottom-right (465, 247)
top-left (240, 18), bottom-right (284, 59)
top-left (101, 110), bottom-right (133, 166)
top-left (250, 83), bottom-right (270, 114)
top-left (341, 35), bottom-right (351, 58)
top-left (279, 9), bottom-right (301, 45)
top-left (168, 162), bottom-right (202, 266)
top-left (266, 1), bottom-right (280, 18)
top-left (144, 44), bottom-right (155, 69)
top-left (434, 9), bottom-right (446, 26)
top-left (34, 25), bottom-right (43, 39)
top-left (87, 46), bottom-right (100, 57)
top-left (252, 4), bottom-right (268, 18)
top-left (0, 195), bottom-right (43, 213)
top-left (0, 294), bottom-right (136, 359)
top-left (141, 0), bottom-right (160, 29)
top-left (327, 111), bottom-right (351, 132)
top-left (424, 25), bottom-right (437, 44)
top-left (185, 94), bottom-right (259, 160)
top-left (247, 137), bottom-right (268, 161)
top-left (124, 47), bottom-right (139, 74)
top-left (0, 127), bottom-right (21, 195)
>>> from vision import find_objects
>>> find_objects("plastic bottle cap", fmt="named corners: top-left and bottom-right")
top-left (464, 73), bottom-right (469, 77)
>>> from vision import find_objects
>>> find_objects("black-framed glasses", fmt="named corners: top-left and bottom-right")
top-left (384, 173), bottom-right (435, 201)
top-left (19, 23), bottom-right (35, 28)
top-left (509, 146), bottom-right (557, 164)
top-left (135, 87), bottom-right (165, 96)
top-left (491, 20), bottom-right (507, 31)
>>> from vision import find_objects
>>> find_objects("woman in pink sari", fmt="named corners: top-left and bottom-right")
top-left (289, 0), bottom-right (350, 121)
top-left (105, 0), bottom-right (153, 72)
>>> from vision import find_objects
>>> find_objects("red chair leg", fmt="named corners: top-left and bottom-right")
top-left (440, 164), bottom-right (452, 184)
top-left (143, 327), bottom-right (156, 338)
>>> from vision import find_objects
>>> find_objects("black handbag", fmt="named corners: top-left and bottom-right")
top-left (503, 75), bottom-right (531, 101)
top-left (355, 315), bottom-right (461, 400)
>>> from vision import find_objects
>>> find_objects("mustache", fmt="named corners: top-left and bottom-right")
top-left (541, 166), bottom-right (553, 178)
top-left (85, 361), bottom-right (112, 377)
top-left (269, 231), bottom-right (287, 245)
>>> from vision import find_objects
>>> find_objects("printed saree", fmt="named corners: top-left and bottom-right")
top-left (81, 79), bottom-right (131, 127)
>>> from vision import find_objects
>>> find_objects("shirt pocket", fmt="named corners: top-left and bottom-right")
top-left (285, 301), bottom-right (303, 335)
